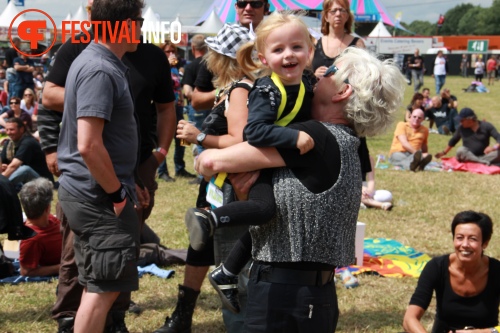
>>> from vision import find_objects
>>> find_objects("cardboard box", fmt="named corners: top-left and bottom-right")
top-left (3, 239), bottom-right (20, 259)
top-left (355, 222), bottom-right (366, 267)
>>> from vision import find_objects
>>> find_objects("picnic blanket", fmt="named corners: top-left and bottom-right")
top-left (337, 238), bottom-right (431, 278)
top-left (441, 157), bottom-right (500, 175)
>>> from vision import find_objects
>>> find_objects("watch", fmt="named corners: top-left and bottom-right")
top-left (491, 328), bottom-right (499, 333)
top-left (196, 132), bottom-right (207, 146)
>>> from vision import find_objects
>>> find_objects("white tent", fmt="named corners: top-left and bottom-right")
top-left (196, 9), bottom-right (223, 34)
top-left (72, 5), bottom-right (87, 22)
top-left (0, 1), bottom-right (24, 28)
top-left (368, 20), bottom-right (391, 38)
top-left (141, 6), bottom-right (161, 35)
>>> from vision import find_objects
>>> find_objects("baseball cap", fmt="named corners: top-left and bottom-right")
top-left (205, 24), bottom-right (253, 59)
top-left (455, 108), bottom-right (476, 121)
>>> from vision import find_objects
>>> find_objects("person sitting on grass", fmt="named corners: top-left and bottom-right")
top-left (435, 107), bottom-right (500, 166)
top-left (361, 155), bottom-right (393, 211)
top-left (405, 92), bottom-right (424, 123)
top-left (403, 210), bottom-right (500, 333)
top-left (18, 177), bottom-right (62, 277)
top-left (389, 108), bottom-right (432, 172)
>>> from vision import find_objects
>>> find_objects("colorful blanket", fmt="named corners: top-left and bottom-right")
top-left (441, 157), bottom-right (500, 175)
top-left (337, 238), bottom-right (431, 278)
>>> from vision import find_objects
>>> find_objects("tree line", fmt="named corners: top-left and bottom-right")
top-left (390, 0), bottom-right (500, 36)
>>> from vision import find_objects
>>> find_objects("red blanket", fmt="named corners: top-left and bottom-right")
top-left (441, 157), bottom-right (500, 175)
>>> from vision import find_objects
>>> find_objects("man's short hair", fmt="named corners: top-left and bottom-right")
top-left (5, 117), bottom-right (25, 130)
top-left (19, 178), bottom-right (54, 219)
top-left (91, 0), bottom-right (145, 37)
top-left (190, 34), bottom-right (207, 52)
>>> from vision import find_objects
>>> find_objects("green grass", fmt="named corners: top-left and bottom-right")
top-left (1, 75), bottom-right (500, 332)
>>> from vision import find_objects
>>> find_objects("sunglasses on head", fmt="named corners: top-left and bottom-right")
top-left (236, 1), bottom-right (265, 9)
top-left (324, 65), bottom-right (349, 84)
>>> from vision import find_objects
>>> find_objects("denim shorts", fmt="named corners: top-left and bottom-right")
top-left (58, 186), bottom-right (140, 293)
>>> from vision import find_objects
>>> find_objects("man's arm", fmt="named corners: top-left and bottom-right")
top-left (191, 87), bottom-right (216, 111)
top-left (183, 84), bottom-right (193, 101)
top-left (14, 62), bottom-right (34, 73)
top-left (152, 101), bottom-right (176, 164)
top-left (20, 264), bottom-right (60, 277)
top-left (41, 81), bottom-right (65, 112)
top-left (396, 134), bottom-right (417, 154)
top-left (195, 142), bottom-right (285, 178)
top-left (77, 117), bottom-right (121, 194)
top-left (1, 158), bottom-right (22, 178)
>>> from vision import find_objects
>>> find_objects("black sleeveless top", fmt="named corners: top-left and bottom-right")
top-left (312, 37), bottom-right (359, 71)
top-left (201, 80), bottom-right (253, 136)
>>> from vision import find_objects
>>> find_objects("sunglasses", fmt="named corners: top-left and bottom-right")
top-left (329, 8), bottom-right (348, 15)
top-left (24, 94), bottom-right (33, 96)
top-left (324, 65), bottom-right (349, 84)
top-left (10, 101), bottom-right (20, 105)
top-left (236, 1), bottom-right (265, 9)
top-left (131, 17), bottom-right (144, 28)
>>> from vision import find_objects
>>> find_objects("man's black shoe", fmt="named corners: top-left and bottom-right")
top-left (57, 317), bottom-right (74, 333)
top-left (175, 169), bottom-right (196, 178)
top-left (159, 173), bottom-right (175, 182)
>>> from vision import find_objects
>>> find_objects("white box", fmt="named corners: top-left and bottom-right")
top-left (3, 239), bottom-right (20, 259)
top-left (355, 222), bottom-right (365, 266)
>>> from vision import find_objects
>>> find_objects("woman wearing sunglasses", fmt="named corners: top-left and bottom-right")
top-left (0, 97), bottom-right (33, 133)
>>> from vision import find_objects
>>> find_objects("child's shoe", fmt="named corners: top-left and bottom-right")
top-left (208, 265), bottom-right (240, 313)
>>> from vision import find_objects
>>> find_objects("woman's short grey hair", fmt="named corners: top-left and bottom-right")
top-left (19, 178), bottom-right (53, 219)
top-left (333, 47), bottom-right (406, 137)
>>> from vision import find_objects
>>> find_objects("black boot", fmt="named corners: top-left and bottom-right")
top-left (57, 317), bottom-right (74, 333)
top-left (106, 311), bottom-right (129, 333)
top-left (153, 285), bottom-right (200, 333)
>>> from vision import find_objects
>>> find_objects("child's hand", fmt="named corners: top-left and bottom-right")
top-left (296, 131), bottom-right (315, 155)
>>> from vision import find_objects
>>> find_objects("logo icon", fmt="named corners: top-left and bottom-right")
top-left (9, 9), bottom-right (57, 57)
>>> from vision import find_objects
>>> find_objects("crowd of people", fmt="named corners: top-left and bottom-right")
top-left (0, 0), bottom-right (499, 333)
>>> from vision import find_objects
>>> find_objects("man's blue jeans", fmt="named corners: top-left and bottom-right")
top-left (435, 74), bottom-right (446, 94)
top-left (9, 165), bottom-right (40, 192)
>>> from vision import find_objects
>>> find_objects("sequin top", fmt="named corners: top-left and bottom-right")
top-left (250, 122), bottom-right (362, 267)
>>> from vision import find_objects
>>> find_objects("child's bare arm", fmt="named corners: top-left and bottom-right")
top-left (296, 131), bottom-right (315, 155)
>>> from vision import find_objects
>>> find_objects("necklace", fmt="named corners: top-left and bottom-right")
top-left (326, 32), bottom-right (346, 58)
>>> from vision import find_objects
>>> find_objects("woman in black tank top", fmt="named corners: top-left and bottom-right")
top-left (312, 0), bottom-right (365, 80)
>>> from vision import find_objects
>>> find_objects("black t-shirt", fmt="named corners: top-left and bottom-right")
top-left (1, 134), bottom-right (53, 182)
top-left (123, 43), bottom-right (175, 163)
top-left (4, 48), bottom-right (18, 68)
top-left (13, 57), bottom-right (35, 85)
top-left (194, 59), bottom-right (215, 92)
top-left (45, 33), bottom-right (175, 163)
top-left (409, 55), bottom-right (424, 71)
top-left (181, 56), bottom-right (203, 88)
top-left (277, 120), bottom-right (343, 194)
top-left (425, 103), bottom-right (451, 128)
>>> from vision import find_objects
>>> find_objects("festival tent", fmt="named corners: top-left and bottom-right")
top-left (196, 9), bottom-right (224, 34)
top-left (368, 20), bottom-right (391, 37)
top-left (141, 6), bottom-right (161, 35)
top-left (71, 5), bottom-right (87, 23)
top-left (197, 0), bottom-right (407, 31)
top-left (0, 0), bottom-right (24, 28)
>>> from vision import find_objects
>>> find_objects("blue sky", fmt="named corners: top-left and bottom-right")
top-left (0, 0), bottom-right (493, 28)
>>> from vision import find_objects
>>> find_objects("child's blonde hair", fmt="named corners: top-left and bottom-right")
top-left (237, 11), bottom-right (314, 78)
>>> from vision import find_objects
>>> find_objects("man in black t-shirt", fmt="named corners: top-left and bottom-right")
top-left (1, 118), bottom-right (53, 190)
top-left (409, 48), bottom-right (425, 93)
top-left (12, 54), bottom-right (35, 98)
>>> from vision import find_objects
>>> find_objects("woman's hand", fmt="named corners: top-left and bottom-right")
top-left (176, 120), bottom-right (200, 145)
top-left (314, 66), bottom-right (328, 79)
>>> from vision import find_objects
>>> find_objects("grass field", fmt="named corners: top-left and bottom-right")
top-left (1, 75), bottom-right (500, 333)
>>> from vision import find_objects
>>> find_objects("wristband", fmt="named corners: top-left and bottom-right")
top-left (154, 147), bottom-right (167, 157)
top-left (109, 184), bottom-right (126, 203)
top-left (113, 199), bottom-right (126, 209)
